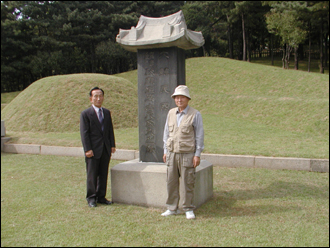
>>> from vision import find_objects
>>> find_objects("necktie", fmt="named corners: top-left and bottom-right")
top-left (98, 108), bottom-right (104, 131)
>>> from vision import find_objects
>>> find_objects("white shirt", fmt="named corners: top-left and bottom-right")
top-left (92, 104), bottom-right (103, 121)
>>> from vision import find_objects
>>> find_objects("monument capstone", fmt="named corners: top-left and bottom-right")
top-left (116, 10), bottom-right (204, 52)
top-left (112, 10), bottom-right (213, 209)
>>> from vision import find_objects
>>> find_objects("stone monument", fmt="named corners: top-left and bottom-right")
top-left (116, 10), bottom-right (204, 162)
top-left (112, 10), bottom-right (213, 209)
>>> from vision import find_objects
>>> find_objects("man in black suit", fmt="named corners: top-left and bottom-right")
top-left (80, 87), bottom-right (116, 207)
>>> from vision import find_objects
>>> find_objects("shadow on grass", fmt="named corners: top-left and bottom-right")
top-left (197, 181), bottom-right (328, 218)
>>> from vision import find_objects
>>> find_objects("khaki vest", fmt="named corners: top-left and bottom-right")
top-left (166, 106), bottom-right (198, 153)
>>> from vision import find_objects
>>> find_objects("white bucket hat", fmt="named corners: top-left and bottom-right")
top-left (171, 85), bottom-right (191, 99)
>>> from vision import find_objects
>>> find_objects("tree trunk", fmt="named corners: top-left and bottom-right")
top-left (288, 45), bottom-right (292, 69)
top-left (282, 44), bottom-right (285, 69)
top-left (227, 16), bottom-right (233, 59)
top-left (285, 44), bottom-right (292, 69)
top-left (320, 17), bottom-right (324, 73)
top-left (247, 33), bottom-right (251, 62)
top-left (294, 46), bottom-right (298, 70)
top-left (271, 34), bottom-right (274, 66)
top-left (242, 13), bottom-right (246, 61)
top-left (308, 22), bottom-right (311, 72)
top-left (324, 31), bottom-right (328, 67)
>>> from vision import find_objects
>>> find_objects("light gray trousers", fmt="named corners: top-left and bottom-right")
top-left (166, 152), bottom-right (196, 212)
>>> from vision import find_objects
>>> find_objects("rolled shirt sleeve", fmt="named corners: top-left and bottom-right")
top-left (193, 111), bottom-right (204, 157)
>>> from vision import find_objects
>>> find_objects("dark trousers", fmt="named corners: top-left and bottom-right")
top-left (85, 146), bottom-right (111, 203)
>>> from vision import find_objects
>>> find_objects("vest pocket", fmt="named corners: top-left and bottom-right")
top-left (181, 126), bottom-right (191, 134)
top-left (166, 152), bottom-right (172, 166)
top-left (187, 170), bottom-right (196, 185)
top-left (166, 138), bottom-right (173, 152)
top-left (183, 153), bottom-right (194, 167)
top-left (179, 141), bottom-right (195, 153)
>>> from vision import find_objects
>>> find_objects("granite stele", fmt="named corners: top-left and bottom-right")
top-left (112, 10), bottom-right (213, 210)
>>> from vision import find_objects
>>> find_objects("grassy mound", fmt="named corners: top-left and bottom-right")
top-left (185, 57), bottom-right (329, 136)
top-left (1, 57), bottom-right (328, 158)
top-left (1, 73), bottom-right (138, 132)
top-left (118, 57), bottom-right (329, 136)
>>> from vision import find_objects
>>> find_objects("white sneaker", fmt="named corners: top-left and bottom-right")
top-left (161, 209), bottom-right (180, 216)
top-left (185, 211), bottom-right (195, 219)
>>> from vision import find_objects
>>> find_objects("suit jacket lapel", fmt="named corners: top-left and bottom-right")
top-left (103, 109), bottom-right (110, 132)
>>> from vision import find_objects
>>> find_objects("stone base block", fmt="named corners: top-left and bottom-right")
top-left (3, 143), bottom-right (40, 154)
top-left (111, 159), bottom-right (213, 209)
top-left (1, 137), bottom-right (11, 152)
top-left (311, 159), bottom-right (329, 173)
top-left (40, 145), bottom-right (84, 157)
top-left (255, 156), bottom-right (311, 171)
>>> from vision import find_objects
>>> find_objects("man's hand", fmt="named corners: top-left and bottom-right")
top-left (111, 147), bottom-right (116, 154)
top-left (193, 156), bottom-right (200, 168)
top-left (85, 150), bottom-right (94, 158)
top-left (163, 154), bottom-right (166, 163)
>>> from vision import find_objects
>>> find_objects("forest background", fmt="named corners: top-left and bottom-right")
top-left (1, 1), bottom-right (329, 93)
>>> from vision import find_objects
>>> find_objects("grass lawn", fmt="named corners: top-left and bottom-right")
top-left (1, 153), bottom-right (329, 247)
top-left (1, 57), bottom-right (329, 247)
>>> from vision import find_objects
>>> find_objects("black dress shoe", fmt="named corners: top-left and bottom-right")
top-left (88, 201), bottom-right (97, 207)
top-left (97, 199), bottom-right (112, 205)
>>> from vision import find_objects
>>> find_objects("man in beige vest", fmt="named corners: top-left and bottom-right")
top-left (161, 85), bottom-right (204, 219)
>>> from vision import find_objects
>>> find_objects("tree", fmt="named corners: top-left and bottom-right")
top-left (234, 1), bottom-right (270, 62)
top-left (1, 1), bottom-right (37, 91)
top-left (1, 1), bottom-right (327, 92)
top-left (265, 1), bottom-right (308, 69)
top-left (203, 1), bottom-right (236, 58)
top-left (310, 1), bottom-right (329, 73)
top-left (182, 1), bottom-right (212, 57)
top-left (233, 1), bottom-right (250, 61)
top-left (1, 1), bottom-right (184, 91)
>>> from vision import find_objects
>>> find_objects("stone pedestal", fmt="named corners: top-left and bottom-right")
top-left (137, 47), bottom-right (185, 162)
top-left (1, 120), bottom-right (11, 152)
top-left (114, 10), bottom-right (210, 209)
top-left (111, 159), bottom-right (213, 209)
